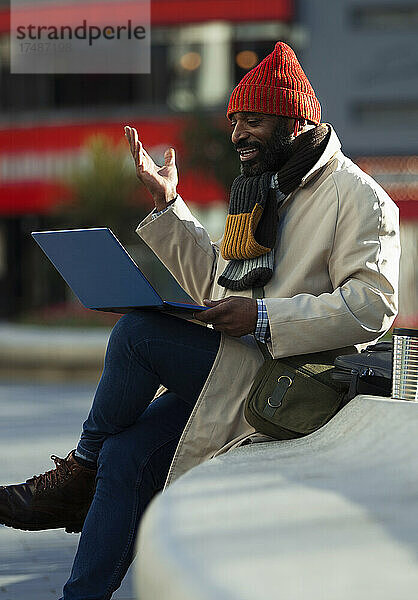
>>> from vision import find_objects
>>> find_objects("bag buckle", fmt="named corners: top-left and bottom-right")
top-left (268, 376), bottom-right (293, 408)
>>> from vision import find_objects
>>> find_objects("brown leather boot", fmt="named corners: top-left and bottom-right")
top-left (0, 450), bottom-right (96, 533)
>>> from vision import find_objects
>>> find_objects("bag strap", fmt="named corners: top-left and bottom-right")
top-left (252, 286), bottom-right (265, 300)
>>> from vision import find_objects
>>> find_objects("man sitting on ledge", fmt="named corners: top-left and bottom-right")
top-left (0, 42), bottom-right (400, 600)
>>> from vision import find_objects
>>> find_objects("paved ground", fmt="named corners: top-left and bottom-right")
top-left (0, 380), bottom-right (135, 600)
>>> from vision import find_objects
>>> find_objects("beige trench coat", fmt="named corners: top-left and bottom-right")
top-left (136, 126), bottom-right (400, 486)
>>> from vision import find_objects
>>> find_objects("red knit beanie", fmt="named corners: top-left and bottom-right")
top-left (227, 42), bottom-right (321, 125)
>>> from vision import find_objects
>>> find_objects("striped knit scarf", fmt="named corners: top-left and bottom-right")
top-left (218, 124), bottom-right (330, 291)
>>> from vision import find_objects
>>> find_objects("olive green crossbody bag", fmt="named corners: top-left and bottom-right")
top-left (244, 289), bottom-right (350, 440)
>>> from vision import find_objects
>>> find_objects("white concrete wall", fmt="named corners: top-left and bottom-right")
top-left (135, 395), bottom-right (418, 600)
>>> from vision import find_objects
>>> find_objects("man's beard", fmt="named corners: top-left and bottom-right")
top-left (236, 121), bottom-right (294, 177)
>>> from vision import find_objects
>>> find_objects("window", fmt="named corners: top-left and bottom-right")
top-left (352, 101), bottom-right (418, 127)
top-left (351, 4), bottom-right (418, 30)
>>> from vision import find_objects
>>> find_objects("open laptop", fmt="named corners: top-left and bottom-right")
top-left (31, 228), bottom-right (207, 317)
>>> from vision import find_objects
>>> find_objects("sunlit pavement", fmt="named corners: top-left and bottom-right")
top-left (0, 380), bottom-right (135, 600)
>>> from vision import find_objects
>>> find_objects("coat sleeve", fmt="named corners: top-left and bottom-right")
top-left (264, 171), bottom-right (400, 358)
top-left (136, 196), bottom-right (220, 304)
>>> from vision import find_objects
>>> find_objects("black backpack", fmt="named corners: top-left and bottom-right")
top-left (332, 341), bottom-right (392, 402)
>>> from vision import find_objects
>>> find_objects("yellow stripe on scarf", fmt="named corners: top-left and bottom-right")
top-left (220, 203), bottom-right (271, 260)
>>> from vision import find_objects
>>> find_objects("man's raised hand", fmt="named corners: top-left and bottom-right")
top-left (124, 125), bottom-right (178, 211)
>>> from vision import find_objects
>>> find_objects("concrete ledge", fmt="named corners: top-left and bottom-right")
top-left (0, 324), bottom-right (110, 381)
top-left (135, 395), bottom-right (418, 600)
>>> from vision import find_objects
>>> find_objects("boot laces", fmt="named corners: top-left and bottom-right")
top-left (29, 455), bottom-right (72, 493)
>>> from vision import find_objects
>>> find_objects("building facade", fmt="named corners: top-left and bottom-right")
top-left (0, 0), bottom-right (416, 323)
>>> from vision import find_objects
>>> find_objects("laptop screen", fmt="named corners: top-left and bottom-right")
top-left (32, 228), bottom-right (164, 310)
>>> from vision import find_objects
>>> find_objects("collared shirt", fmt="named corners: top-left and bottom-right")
top-left (254, 299), bottom-right (270, 343)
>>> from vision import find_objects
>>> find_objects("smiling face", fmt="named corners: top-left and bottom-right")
top-left (230, 112), bottom-right (295, 176)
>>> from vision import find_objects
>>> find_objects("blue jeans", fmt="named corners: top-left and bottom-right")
top-left (61, 311), bottom-right (220, 600)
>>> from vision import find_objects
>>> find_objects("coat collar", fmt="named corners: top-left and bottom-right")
top-left (299, 124), bottom-right (341, 188)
